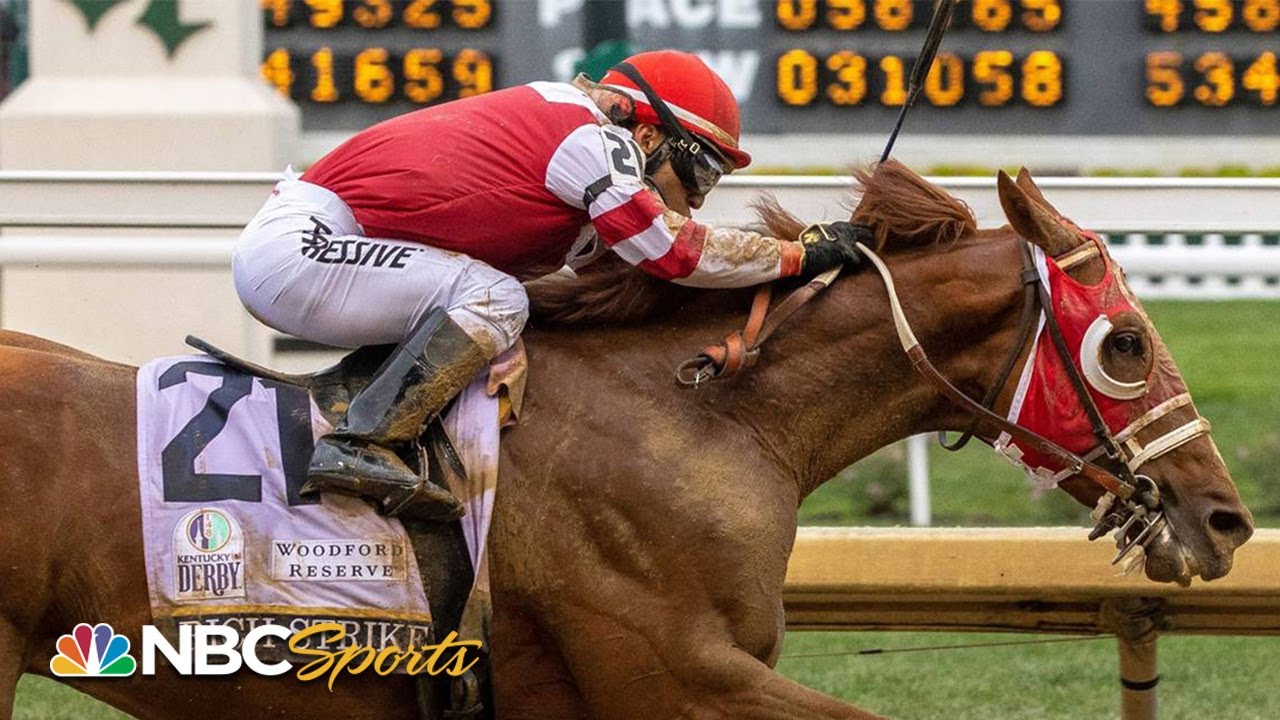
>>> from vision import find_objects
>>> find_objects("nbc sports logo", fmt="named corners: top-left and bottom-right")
top-left (50, 623), bottom-right (136, 677)
top-left (45, 621), bottom-right (480, 684)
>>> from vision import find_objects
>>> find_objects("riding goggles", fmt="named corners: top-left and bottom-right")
top-left (655, 134), bottom-right (726, 196)
top-left (610, 62), bottom-right (728, 197)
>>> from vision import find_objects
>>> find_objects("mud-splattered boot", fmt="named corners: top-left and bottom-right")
top-left (304, 309), bottom-right (490, 521)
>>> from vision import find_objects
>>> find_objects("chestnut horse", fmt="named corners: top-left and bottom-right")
top-left (0, 163), bottom-right (1252, 719)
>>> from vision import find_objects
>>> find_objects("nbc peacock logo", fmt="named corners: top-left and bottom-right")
top-left (50, 623), bottom-right (137, 678)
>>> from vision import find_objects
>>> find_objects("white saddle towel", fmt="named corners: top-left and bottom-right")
top-left (136, 355), bottom-right (434, 657)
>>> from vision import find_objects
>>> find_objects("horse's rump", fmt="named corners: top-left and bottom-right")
top-left (0, 329), bottom-right (127, 366)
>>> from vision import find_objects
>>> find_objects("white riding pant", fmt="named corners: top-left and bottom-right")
top-left (232, 171), bottom-right (528, 354)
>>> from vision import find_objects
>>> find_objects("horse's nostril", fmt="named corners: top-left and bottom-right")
top-left (1207, 510), bottom-right (1253, 544)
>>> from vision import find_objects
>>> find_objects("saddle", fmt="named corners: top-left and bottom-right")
top-left (188, 335), bottom-right (467, 477)
top-left (185, 335), bottom-right (491, 720)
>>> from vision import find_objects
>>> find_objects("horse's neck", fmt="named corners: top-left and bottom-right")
top-left (522, 232), bottom-right (1025, 498)
top-left (769, 232), bottom-right (1028, 495)
top-left (724, 231), bottom-right (1028, 497)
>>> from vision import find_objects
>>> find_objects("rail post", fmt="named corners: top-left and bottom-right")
top-left (1103, 597), bottom-right (1164, 720)
top-left (907, 435), bottom-right (931, 526)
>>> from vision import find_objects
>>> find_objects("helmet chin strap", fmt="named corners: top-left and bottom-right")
top-left (642, 170), bottom-right (670, 206)
top-left (572, 73), bottom-right (636, 127)
top-left (576, 71), bottom-right (678, 204)
top-left (609, 62), bottom-right (718, 196)
top-left (641, 137), bottom-right (674, 199)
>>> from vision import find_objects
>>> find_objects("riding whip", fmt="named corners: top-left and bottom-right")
top-left (879, 0), bottom-right (957, 163)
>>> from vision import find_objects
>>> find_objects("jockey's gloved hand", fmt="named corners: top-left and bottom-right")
top-left (797, 221), bottom-right (870, 278)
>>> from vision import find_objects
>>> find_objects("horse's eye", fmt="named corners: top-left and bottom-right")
top-left (1111, 332), bottom-right (1142, 356)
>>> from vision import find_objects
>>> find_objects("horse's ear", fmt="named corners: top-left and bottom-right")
top-left (1015, 167), bottom-right (1064, 217)
top-left (997, 169), bottom-right (1080, 257)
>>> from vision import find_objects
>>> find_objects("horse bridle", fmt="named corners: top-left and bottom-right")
top-left (677, 236), bottom-right (1212, 565)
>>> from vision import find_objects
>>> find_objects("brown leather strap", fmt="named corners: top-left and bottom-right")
top-left (756, 276), bottom-right (835, 345)
top-left (907, 345), bottom-right (1131, 498)
top-left (851, 238), bottom-right (1136, 501)
top-left (698, 285), bottom-right (772, 376)
top-left (676, 270), bottom-right (840, 386)
top-left (940, 242), bottom-right (1042, 452)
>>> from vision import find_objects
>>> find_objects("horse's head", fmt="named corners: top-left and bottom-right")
top-left (994, 168), bottom-right (1253, 584)
top-left (753, 161), bottom-right (1252, 584)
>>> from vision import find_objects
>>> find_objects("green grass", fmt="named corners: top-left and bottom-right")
top-left (801, 300), bottom-right (1280, 529)
top-left (14, 303), bottom-right (1279, 717)
top-left (779, 631), bottom-right (1280, 719)
top-left (14, 676), bottom-right (131, 720)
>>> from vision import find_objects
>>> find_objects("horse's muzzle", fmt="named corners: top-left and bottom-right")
top-left (1143, 501), bottom-right (1253, 584)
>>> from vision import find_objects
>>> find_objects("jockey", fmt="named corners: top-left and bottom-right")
top-left (232, 50), bottom-right (865, 521)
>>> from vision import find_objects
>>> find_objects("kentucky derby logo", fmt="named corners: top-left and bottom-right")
top-left (185, 509), bottom-right (232, 552)
top-left (173, 508), bottom-right (246, 601)
top-left (50, 623), bottom-right (137, 677)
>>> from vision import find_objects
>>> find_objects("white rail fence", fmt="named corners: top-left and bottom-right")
top-left (2, 172), bottom-right (1279, 526)
top-left (3, 172), bottom-right (1279, 296)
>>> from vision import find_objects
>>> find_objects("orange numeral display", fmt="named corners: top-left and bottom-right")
top-left (775, 50), bottom-right (1064, 108)
top-left (925, 53), bottom-right (965, 106)
top-left (1193, 0), bottom-right (1233, 31)
top-left (1146, 52), bottom-right (1186, 106)
top-left (1021, 51), bottom-right (1063, 107)
top-left (305, 0), bottom-right (343, 29)
top-left (1194, 52), bottom-right (1235, 106)
top-left (260, 47), bottom-right (496, 106)
top-left (973, 50), bottom-right (1015, 106)
top-left (1145, 0), bottom-right (1183, 31)
top-left (1147, 0), bottom-right (1279, 30)
top-left (1021, 0), bottom-right (1061, 31)
top-left (353, 0), bottom-right (393, 29)
top-left (1243, 0), bottom-right (1280, 30)
top-left (777, 49), bottom-right (820, 105)
top-left (826, 51), bottom-right (868, 105)
top-left (1147, 50), bottom-right (1280, 107)
top-left (775, 0), bottom-right (1061, 31)
top-left (1242, 52), bottom-right (1280, 105)
top-left (971, 0), bottom-right (1013, 32)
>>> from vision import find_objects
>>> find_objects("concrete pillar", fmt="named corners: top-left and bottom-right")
top-left (0, 0), bottom-right (297, 170)
top-left (0, 0), bottom-right (298, 364)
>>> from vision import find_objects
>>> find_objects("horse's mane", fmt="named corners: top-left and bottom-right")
top-left (526, 255), bottom-right (695, 327)
top-left (526, 159), bottom-right (976, 326)
top-left (851, 159), bottom-right (977, 250)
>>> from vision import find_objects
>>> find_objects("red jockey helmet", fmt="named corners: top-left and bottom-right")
top-left (599, 50), bottom-right (751, 170)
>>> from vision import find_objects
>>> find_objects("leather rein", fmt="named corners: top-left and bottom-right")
top-left (675, 237), bottom-right (1210, 563)
top-left (675, 268), bottom-right (841, 386)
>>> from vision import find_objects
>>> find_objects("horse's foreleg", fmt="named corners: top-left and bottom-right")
top-left (681, 648), bottom-right (888, 720)
top-left (0, 619), bottom-right (26, 719)
top-left (549, 619), bottom-right (887, 720)
top-left (490, 604), bottom-right (591, 719)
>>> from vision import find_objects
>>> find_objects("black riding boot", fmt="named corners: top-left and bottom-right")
top-left (305, 309), bottom-right (490, 521)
